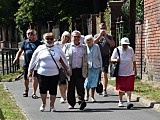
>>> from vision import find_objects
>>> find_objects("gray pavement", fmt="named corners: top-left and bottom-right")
top-left (2, 79), bottom-right (160, 120)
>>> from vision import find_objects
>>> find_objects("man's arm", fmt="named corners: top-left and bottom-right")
top-left (13, 48), bottom-right (23, 64)
top-left (103, 34), bottom-right (115, 47)
top-left (94, 30), bottom-right (105, 44)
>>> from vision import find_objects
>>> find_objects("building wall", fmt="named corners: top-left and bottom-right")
top-left (135, 0), bottom-right (160, 82)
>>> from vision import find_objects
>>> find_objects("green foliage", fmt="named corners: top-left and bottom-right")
top-left (136, 0), bottom-right (144, 21)
top-left (15, 0), bottom-right (93, 34)
top-left (0, 0), bottom-right (18, 25)
top-left (121, 1), bottom-right (130, 35)
top-left (104, 8), bottom-right (111, 33)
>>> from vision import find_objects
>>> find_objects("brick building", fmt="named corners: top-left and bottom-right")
top-left (135, 0), bottom-right (160, 83)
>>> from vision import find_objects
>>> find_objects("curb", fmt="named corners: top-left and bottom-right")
top-left (108, 84), bottom-right (160, 112)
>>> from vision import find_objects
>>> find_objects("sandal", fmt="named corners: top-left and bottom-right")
top-left (32, 94), bottom-right (38, 99)
top-left (23, 90), bottom-right (28, 97)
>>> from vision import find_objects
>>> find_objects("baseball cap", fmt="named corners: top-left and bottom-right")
top-left (121, 37), bottom-right (130, 45)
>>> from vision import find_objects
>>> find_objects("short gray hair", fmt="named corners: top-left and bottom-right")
top-left (71, 30), bottom-right (81, 36)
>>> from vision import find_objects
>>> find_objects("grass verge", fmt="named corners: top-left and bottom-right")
top-left (0, 69), bottom-right (23, 82)
top-left (0, 84), bottom-right (27, 120)
top-left (108, 79), bottom-right (160, 102)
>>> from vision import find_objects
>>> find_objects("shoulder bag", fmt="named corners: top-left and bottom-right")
top-left (110, 48), bottom-right (120, 77)
top-left (47, 48), bottom-right (67, 82)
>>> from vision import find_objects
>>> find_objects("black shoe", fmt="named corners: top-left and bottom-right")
top-left (79, 102), bottom-right (86, 110)
top-left (127, 103), bottom-right (134, 109)
top-left (78, 101), bottom-right (82, 105)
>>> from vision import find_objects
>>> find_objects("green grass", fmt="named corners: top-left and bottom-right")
top-left (108, 79), bottom-right (160, 102)
top-left (0, 84), bottom-right (27, 120)
top-left (0, 69), bottom-right (23, 82)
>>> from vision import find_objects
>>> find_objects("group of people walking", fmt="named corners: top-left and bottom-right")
top-left (13, 22), bottom-right (137, 112)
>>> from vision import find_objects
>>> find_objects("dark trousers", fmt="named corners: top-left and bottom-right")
top-left (67, 68), bottom-right (85, 107)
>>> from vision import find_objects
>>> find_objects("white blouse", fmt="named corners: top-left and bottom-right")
top-left (111, 46), bottom-right (136, 76)
top-left (28, 44), bottom-right (69, 76)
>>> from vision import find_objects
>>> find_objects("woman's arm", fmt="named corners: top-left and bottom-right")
top-left (133, 61), bottom-right (137, 76)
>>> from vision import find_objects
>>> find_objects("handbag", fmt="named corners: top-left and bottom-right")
top-left (96, 81), bottom-right (103, 93)
top-left (96, 73), bottom-right (103, 93)
top-left (48, 48), bottom-right (67, 82)
top-left (110, 48), bottom-right (120, 77)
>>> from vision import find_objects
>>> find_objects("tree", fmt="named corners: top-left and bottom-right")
top-left (15, 0), bottom-right (93, 34)
top-left (0, 0), bottom-right (18, 26)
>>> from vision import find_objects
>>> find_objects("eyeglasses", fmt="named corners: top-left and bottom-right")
top-left (100, 28), bottom-right (106, 30)
top-left (46, 38), bottom-right (54, 41)
top-left (27, 32), bottom-right (34, 35)
top-left (73, 36), bottom-right (80, 38)
top-left (87, 39), bottom-right (92, 42)
top-left (65, 36), bottom-right (70, 38)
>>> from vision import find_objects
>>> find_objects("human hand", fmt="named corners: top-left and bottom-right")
top-left (13, 59), bottom-right (18, 64)
top-left (27, 72), bottom-right (33, 82)
top-left (117, 58), bottom-right (120, 62)
top-left (66, 69), bottom-right (72, 76)
top-left (100, 30), bottom-right (106, 36)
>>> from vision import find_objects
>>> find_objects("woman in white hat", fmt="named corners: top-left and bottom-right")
top-left (110, 37), bottom-right (137, 109)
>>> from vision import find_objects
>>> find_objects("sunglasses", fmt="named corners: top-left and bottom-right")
top-left (87, 39), bottom-right (92, 42)
top-left (73, 36), bottom-right (80, 38)
top-left (27, 32), bottom-right (34, 35)
top-left (46, 38), bottom-right (54, 41)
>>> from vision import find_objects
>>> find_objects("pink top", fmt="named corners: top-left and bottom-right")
top-left (71, 43), bottom-right (83, 69)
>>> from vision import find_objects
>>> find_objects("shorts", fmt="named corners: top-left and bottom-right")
top-left (23, 65), bottom-right (38, 80)
top-left (37, 74), bottom-right (59, 95)
top-left (59, 79), bottom-right (67, 85)
top-left (102, 55), bottom-right (110, 73)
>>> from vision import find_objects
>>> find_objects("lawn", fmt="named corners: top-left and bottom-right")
top-left (108, 79), bottom-right (160, 102)
top-left (0, 84), bottom-right (27, 120)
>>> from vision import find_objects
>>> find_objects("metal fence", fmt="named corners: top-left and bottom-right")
top-left (0, 48), bottom-right (20, 75)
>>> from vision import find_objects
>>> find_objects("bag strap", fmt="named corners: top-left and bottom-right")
top-left (117, 48), bottom-right (120, 59)
top-left (28, 42), bottom-right (34, 52)
top-left (47, 47), bottom-right (60, 70)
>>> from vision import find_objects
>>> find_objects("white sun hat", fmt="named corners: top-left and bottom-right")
top-left (121, 37), bottom-right (130, 45)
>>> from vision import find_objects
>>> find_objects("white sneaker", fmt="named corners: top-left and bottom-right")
top-left (68, 105), bottom-right (74, 109)
top-left (50, 106), bottom-right (56, 112)
top-left (102, 91), bottom-right (108, 97)
top-left (40, 104), bottom-right (46, 112)
top-left (118, 102), bottom-right (124, 107)
top-left (60, 97), bottom-right (66, 103)
top-left (84, 95), bottom-right (89, 101)
top-left (91, 97), bottom-right (96, 102)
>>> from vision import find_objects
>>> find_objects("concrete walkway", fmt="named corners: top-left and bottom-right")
top-left (2, 79), bottom-right (160, 120)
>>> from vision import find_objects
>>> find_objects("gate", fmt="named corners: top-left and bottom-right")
top-left (116, 16), bottom-right (130, 47)
top-left (0, 48), bottom-right (20, 75)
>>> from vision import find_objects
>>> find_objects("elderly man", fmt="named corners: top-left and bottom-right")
top-left (13, 29), bottom-right (42, 98)
top-left (63, 30), bottom-right (88, 110)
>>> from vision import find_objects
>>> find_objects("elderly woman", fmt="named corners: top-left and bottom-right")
top-left (55, 31), bottom-right (71, 103)
top-left (110, 37), bottom-right (137, 109)
top-left (28, 32), bottom-right (71, 112)
top-left (61, 31), bottom-right (71, 45)
top-left (84, 35), bottom-right (102, 102)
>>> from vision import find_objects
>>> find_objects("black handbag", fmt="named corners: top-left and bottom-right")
top-left (96, 73), bottom-right (103, 93)
top-left (48, 48), bottom-right (67, 82)
top-left (96, 81), bottom-right (103, 93)
top-left (110, 48), bottom-right (120, 77)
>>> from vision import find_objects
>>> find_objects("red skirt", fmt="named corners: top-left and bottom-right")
top-left (116, 75), bottom-right (135, 92)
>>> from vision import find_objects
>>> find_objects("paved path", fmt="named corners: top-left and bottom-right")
top-left (2, 79), bottom-right (160, 120)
